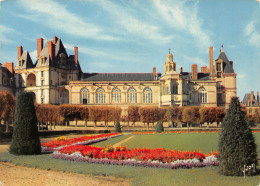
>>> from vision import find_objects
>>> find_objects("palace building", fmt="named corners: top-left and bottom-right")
top-left (0, 36), bottom-right (237, 109)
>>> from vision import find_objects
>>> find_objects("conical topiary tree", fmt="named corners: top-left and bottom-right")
top-left (115, 121), bottom-right (121, 133)
top-left (155, 121), bottom-right (164, 133)
top-left (9, 92), bottom-right (41, 155)
top-left (218, 97), bottom-right (258, 176)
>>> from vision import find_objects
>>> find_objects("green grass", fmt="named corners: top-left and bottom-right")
top-left (91, 134), bottom-right (131, 147)
top-left (1, 133), bottom-right (260, 185)
top-left (121, 133), bottom-right (219, 153)
top-left (0, 152), bottom-right (259, 186)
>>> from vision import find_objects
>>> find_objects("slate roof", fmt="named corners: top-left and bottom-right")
top-left (242, 93), bottom-right (259, 106)
top-left (1, 66), bottom-right (13, 78)
top-left (217, 51), bottom-right (234, 73)
top-left (181, 72), bottom-right (211, 81)
top-left (81, 73), bottom-right (155, 81)
top-left (35, 37), bottom-right (81, 71)
top-left (15, 51), bottom-right (34, 69)
top-left (242, 93), bottom-right (251, 105)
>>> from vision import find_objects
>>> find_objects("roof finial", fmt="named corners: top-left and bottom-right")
top-left (221, 44), bottom-right (224, 53)
top-left (168, 48), bottom-right (171, 54)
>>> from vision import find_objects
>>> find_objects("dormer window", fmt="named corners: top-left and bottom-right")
top-left (216, 63), bottom-right (221, 71)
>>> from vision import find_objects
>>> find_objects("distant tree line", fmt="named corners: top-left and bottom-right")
top-left (1, 90), bottom-right (260, 132)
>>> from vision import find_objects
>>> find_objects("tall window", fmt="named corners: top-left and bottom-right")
top-left (199, 87), bottom-right (207, 103)
top-left (80, 88), bottom-right (90, 104)
top-left (60, 89), bottom-right (69, 104)
top-left (127, 87), bottom-right (137, 103)
top-left (112, 87), bottom-right (121, 103)
top-left (173, 84), bottom-right (178, 94)
top-left (96, 88), bottom-right (106, 104)
top-left (143, 87), bottom-right (152, 103)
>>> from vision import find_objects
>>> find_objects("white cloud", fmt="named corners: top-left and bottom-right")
top-left (89, 0), bottom-right (173, 44)
top-left (18, 0), bottom-right (121, 41)
top-left (64, 42), bottom-right (144, 63)
top-left (153, 0), bottom-right (212, 49)
top-left (30, 50), bottom-right (37, 62)
top-left (237, 73), bottom-right (246, 79)
top-left (0, 25), bottom-right (16, 46)
top-left (244, 20), bottom-right (260, 52)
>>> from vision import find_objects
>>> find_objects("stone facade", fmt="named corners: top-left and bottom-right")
top-left (1, 36), bottom-right (237, 109)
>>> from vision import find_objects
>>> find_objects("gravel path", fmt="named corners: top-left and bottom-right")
top-left (0, 134), bottom-right (130, 186)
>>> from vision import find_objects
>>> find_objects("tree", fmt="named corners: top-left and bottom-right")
top-left (80, 106), bottom-right (89, 127)
top-left (0, 90), bottom-right (16, 132)
top-left (218, 97), bottom-right (258, 176)
top-left (9, 92), bottom-right (41, 155)
top-left (89, 106), bottom-right (103, 128)
top-left (172, 107), bottom-right (183, 126)
top-left (155, 121), bottom-right (164, 133)
top-left (127, 106), bottom-right (140, 127)
top-left (182, 107), bottom-right (200, 128)
top-left (215, 107), bottom-right (226, 127)
top-left (115, 121), bottom-right (121, 133)
top-left (199, 107), bottom-right (216, 128)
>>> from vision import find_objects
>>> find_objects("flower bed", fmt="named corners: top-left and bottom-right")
top-left (50, 145), bottom-right (219, 169)
top-left (41, 133), bottom-right (122, 152)
top-left (131, 131), bottom-right (220, 135)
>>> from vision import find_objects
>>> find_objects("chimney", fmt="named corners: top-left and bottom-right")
top-left (48, 41), bottom-right (55, 64)
top-left (53, 36), bottom-right (57, 45)
top-left (250, 91), bottom-right (254, 102)
top-left (257, 92), bottom-right (259, 104)
top-left (153, 67), bottom-right (156, 80)
top-left (74, 46), bottom-right (78, 65)
top-left (37, 38), bottom-right (43, 57)
top-left (192, 64), bottom-right (198, 80)
top-left (18, 46), bottom-right (23, 60)
top-left (201, 66), bottom-right (208, 73)
top-left (180, 67), bottom-right (183, 73)
top-left (209, 46), bottom-right (213, 73)
top-left (4, 62), bottom-right (14, 74)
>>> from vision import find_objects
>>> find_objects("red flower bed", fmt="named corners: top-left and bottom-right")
top-left (59, 145), bottom-right (210, 163)
top-left (41, 133), bottom-right (121, 149)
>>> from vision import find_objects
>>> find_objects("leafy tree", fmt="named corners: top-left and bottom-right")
top-left (199, 107), bottom-right (216, 128)
top-left (182, 107), bottom-right (200, 127)
top-left (89, 106), bottom-right (102, 128)
top-left (80, 106), bottom-right (89, 127)
top-left (115, 121), bottom-right (121, 133)
top-left (172, 107), bottom-right (183, 126)
top-left (111, 107), bottom-right (122, 125)
top-left (155, 121), bottom-right (164, 133)
top-left (218, 97), bottom-right (258, 176)
top-left (128, 106), bottom-right (140, 127)
top-left (9, 92), bottom-right (41, 155)
top-left (215, 107), bottom-right (226, 127)
top-left (0, 90), bottom-right (16, 132)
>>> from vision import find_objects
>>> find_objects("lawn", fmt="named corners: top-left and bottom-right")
top-left (120, 133), bottom-right (219, 153)
top-left (0, 132), bottom-right (260, 185)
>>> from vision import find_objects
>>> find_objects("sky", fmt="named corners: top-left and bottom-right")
top-left (0, 0), bottom-right (260, 99)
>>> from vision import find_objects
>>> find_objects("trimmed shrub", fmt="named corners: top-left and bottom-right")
top-left (155, 121), bottom-right (164, 133)
top-left (218, 97), bottom-right (258, 176)
top-left (115, 121), bottom-right (121, 133)
top-left (9, 92), bottom-right (41, 155)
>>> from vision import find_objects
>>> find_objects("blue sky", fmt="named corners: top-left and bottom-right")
top-left (0, 0), bottom-right (259, 99)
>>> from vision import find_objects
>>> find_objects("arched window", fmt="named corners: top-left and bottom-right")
top-left (80, 88), bottom-right (90, 104)
top-left (143, 87), bottom-right (152, 103)
top-left (96, 87), bottom-right (106, 104)
top-left (127, 87), bottom-right (137, 103)
top-left (60, 89), bottom-right (69, 104)
top-left (199, 87), bottom-right (207, 103)
top-left (112, 87), bottom-right (121, 103)
top-left (27, 73), bottom-right (36, 87)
